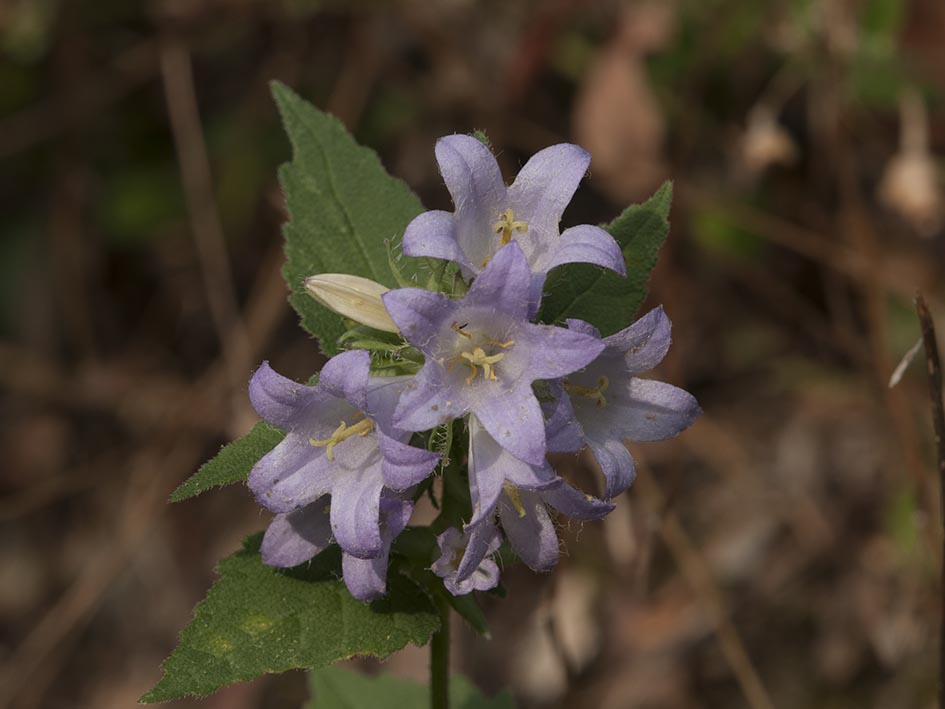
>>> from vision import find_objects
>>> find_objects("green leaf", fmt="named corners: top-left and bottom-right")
top-left (142, 535), bottom-right (440, 703)
top-left (306, 666), bottom-right (516, 709)
top-left (538, 182), bottom-right (672, 335)
top-left (273, 82), bottom-right (425, 354)
top-left (170, 421), bottom-right (284, 502)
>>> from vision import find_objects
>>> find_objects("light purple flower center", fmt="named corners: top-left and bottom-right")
top-left (441, 316), bottom-right (518, 386)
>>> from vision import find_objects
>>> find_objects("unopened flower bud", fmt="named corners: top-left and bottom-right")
top-left (304, 274), bottom-right (399, 333)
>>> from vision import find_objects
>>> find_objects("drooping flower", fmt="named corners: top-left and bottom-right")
top-left (402, 134), bottom-right (626, 280)
top-left (465, 477), bottom-right (614, 579)
top-left (562, 307), bottom-right (701, 498)
top-left (247, 350), bottom-right (439, 560)
top-left (432, 525), bottom-right (502, 596)
top-left (382, 242), bottom-right (604, 465)
top-left (260, 493), bottom-right (412, 602)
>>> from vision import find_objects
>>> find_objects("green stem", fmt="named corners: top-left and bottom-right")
top-left (430, 595), bottom-right (450, 709)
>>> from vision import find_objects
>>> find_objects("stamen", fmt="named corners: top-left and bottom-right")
top-left (310, 415), bottom-right (375, 461)
top-left (503, 483), bottom-right (527, 518)
top-left (451, 321), bottom-right (472, 339)
top-left (492, 208), bottom-right (528, 246)
top-left (563, 375), bottom-right (610, 408)
top-left (460, 347), bottom-right (505, 383)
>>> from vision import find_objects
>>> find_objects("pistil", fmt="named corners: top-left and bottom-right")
top-left (310, 415), bottom-right (375, 461)
top-left (563, 375), bottom-right (610, 408)
top-left (493, 208), bottom-right (528, 246)
top-left (503, 483), bottom-right (527, 518)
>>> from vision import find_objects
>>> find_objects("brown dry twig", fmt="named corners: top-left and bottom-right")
top-left (160, 38), bottom-right (253, 412)
top-left (914, 292), bottom-right (945, 709)
top-left (637, 463), bottom-right (777, 709)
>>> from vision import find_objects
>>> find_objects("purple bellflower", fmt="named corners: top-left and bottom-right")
top-left (432, 525), bottom-right (502, 596)
top-left (381, 242), bottom-right (605, 466)
top-left (562, 307), bottom-right (701, 499)
top-left (458, 476), bottom-right (613, 585)
top-left (247, 349), bottom-right (439, 563)
top-left (402, 134), bottom-right (626, 280)
top-left (445, 401), bottom-right (612, 591)
top-left (260, 493), bottom-right (412, 601)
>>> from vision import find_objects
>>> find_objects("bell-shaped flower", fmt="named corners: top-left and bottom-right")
top-left (382, 242), bottom-right (604, 465)
top-left (247, 349), bottom-right (439, 560)
top-left (431, 525), bottom-right (502, 596)
top-left (402, 134), bottom-right (626, 280)
top-left (260, 492), bottom-right (412, 602)
top-left (562, 307), bottom-right (701, 499)
top-left (463, 476), bottom-right (613, 578)
top-left (454, 403), bottom-right (613, 582)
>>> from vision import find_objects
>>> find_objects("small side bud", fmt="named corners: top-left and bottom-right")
top-left (304, 274), bottom-right (399, 333)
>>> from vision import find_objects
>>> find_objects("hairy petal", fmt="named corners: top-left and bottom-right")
top-left (402, 210), bottom-right (471, 270)
top-left (471, 384), bottom-right (546, 466)
top-left (543, 385), bottom-right (585, 453)
top-left (342, 552), bottom-right (389, 602)
top-left (436, 134), bottom-right (506, 213)
top-left (393, 363), bottom-right (470, 432)
top-left (538, 224), bottom-right (626, 275)
top-left (340, 496), bottom-right (412, 602)
top-left (467, 418), bottom-right (506, 527)
top-left (541, 480), bottom-right (615, 521)
top-left (248, 362), bottom-right (321, 431)
top-left (462, 242), bottom-right (532, 319)
top-left (586, 436), bottom-right (637, 499)
top-left (382, 288), bottom-right (457, 354)
top-left (318, 350), bottom-right (370, 410)
top-left (377, 428), bottom-right (440, 490)
top-left (612, 379), bottom-right (701, 441)
top-left (520, 323), bottom-right (605, 380)
top-left (565, 318), bottom-right (601, 339)
top-left (498, 489), bottom-right (559, 573)
top-left (508, 143), bottom-right (590, 234)
top-left (436, 135), bottom-right (507, 269)
top-left (329, 461), bottom-right (385, 559)
top-left (260, 503), bottom-right (333, 568)
top-left (248, 434), bottom-right (334, 513)
top-left (451, 523), bottom-right (503, 594)
top-left (603, 306), bottom-right (672, 374)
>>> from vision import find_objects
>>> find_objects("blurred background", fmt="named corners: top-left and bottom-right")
top-left (1, 0), bottom-right (944, 707)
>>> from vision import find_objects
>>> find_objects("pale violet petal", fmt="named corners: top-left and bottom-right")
top-left (402, 209), bottom-right (472, 270)
top-left (260, 503), bottom-right (333, 568)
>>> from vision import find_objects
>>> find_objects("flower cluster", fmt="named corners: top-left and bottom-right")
top-left (248, 136), bottom-right (700, 601)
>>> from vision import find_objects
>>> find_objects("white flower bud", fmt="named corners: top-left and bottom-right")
top-left (304, 274), bottom-right (399, 333)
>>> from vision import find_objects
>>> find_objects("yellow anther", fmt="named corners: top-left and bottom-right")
top-left (460, 347), bottom-right (505, 383)
top-left (309, 415), bottom-right (374, 461)
top-left (563, 375), bottom-right (610, 408)
top-left (493, 208), bottom-right (528, 245)
top-left (503, 483), bottom-right (527, 518)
